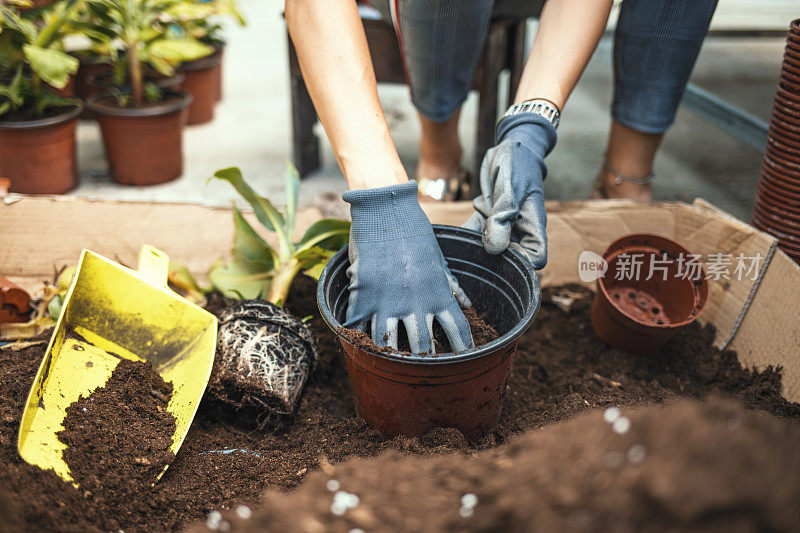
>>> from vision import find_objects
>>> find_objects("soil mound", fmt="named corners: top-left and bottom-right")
top-left (188, 398), bottom-right (800, 533)
top-left (0, 278), bottom-right (798, 532)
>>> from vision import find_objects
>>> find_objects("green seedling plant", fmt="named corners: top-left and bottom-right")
top-left (164, 0), bottom-right (245, 48)
top-left (0, 0), bottom-right (82, 117)
top-left (84, 0), bottom-right (213, 106)
top-left (207, 165), bottom-right (350, 306)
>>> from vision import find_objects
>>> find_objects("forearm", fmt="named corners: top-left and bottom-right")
top-left (285, 0), bottom-right (407, 190)
top-left (514, 0), bottom-right (612, 109)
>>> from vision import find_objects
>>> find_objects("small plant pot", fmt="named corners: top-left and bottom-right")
top-left (0, 274), bottom-right (31, 324)
top-left (0, 104), bottom-right (82, 194)
top-left (87, 90), bottom-right (192, 186)
top-left (317, 225), bottom-right (540, 438)
top-left (180, 51), bottom-right (223, 125)
top-left (591, 234), bottom-right (709, 355)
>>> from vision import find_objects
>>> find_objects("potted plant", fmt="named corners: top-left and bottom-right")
top-left (167, 0), bottom-right (244, 124)
top-left (83, 0), bottom-right (213, 185)
top-left (170, 165), bottom-right (349, 422)
top-left (0, 0), bottom-right (83, 194)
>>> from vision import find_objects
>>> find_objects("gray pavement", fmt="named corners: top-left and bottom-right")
top-left (68, 0), bottom-right (798, 222)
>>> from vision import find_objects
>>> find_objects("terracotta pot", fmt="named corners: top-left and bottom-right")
top-left (590, 234), bottom-right (708, 356)
top-left (87, 90), bottom-right (192, 186)
top-left (180, 51), bottom-right (222, 125)
top-left (0, 274), bottom-right (31, 324)
top-left (317, 226), bottom-right (541, 438)
top-left (0, 104), bottom-right (82, 194)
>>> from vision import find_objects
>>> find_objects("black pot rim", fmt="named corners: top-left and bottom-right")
top-left (317, 225), bottom-right (541, 365)
top-left (86, 89), bottom-right (192, 117)
top-left (0, 102), bottom-right (83, 130)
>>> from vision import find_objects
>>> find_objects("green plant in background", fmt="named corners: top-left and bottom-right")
top-left (165, 0), bottom-right (245, 47)
top-left (0, 0), bottom-right (82, 117)
top-left (207, 165), bottom-right (350, 306)
top-left (84, 0), bottom-right (213, 106)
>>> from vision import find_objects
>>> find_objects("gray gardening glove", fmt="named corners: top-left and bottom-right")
top-left (464, 113), bottom-right (557, 269)
top-left (343, 181), bottom-right (474, 354)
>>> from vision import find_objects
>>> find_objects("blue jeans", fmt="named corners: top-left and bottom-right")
top-left (370, 0), bottom-right (718, 134)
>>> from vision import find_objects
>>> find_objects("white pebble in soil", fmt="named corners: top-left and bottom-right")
top-left (327, 479), bottom-right (341, 492)
top-left (349, 529), bottom-right (365, 533)
top-left (612, 416), bottom-right (631, 435)
top-left (206, 510), bottom-right (222, 530)
top-left (603, 406), bottom-right (620, 423)
top-left (331, 490), bottom-right (360, 516)
top-left (627, 444), bottom-right (646, 464)
top-left (235, 505), bottom-right (252, 519)
top-left (459, 493), bottom-right (478, 518)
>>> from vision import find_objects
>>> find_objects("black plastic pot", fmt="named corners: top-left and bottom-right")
top-left (317, 225), bottom-right (540, 438)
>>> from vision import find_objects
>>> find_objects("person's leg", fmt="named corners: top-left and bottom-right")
top-left (593, 0), bottom-right (718, 201)
top-left (372, 0), bottom-right (494, 184)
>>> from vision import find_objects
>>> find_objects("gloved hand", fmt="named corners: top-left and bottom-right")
top-left (343, 181), bottom-right (474, 354)
top-left (464, 113), bottom-right (557, 269)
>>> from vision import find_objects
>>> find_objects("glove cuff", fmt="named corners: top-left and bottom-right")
top-left (496, 113), bottom-right (558, 157)
top-left (343, 181), bottom-right (431, 242)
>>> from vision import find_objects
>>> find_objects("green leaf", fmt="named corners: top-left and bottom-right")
top-left (208, 257), bottom-right (272, 300)
top-left (232, 206), bottom-right (276, 266)
top-left (47, 295), bottom-right (63, 320)
top-left (298, 218), bottom-right (350, 252)
top-left (148, 37), bottom-right (213, 63)
top-left (284, 162), bottom-right (299, 241)
top-left (167, 261), bottom-right (209, 296)
top-left (23, 45), bottom-right (78, 89)
top-left (211, 167), bottom-right (291, 259)
top-left (35, 90), bottom-right (80, 116)
top-left (0, 101), bottom-right (11, 117)
top-left (298, 247), bottom-right (337, 281)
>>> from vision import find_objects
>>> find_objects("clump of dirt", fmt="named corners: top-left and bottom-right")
top-left (188, 398), bottom-right (800, 533)
top-left (339, 307), bottom-right (499, 356)
top-left (57, 359), bottom-right (176, 501)
top-left (0, 277), bottom-right (798, 532)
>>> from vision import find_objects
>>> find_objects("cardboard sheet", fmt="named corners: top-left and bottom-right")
top-left (2, 195), bottom-right (798, 400)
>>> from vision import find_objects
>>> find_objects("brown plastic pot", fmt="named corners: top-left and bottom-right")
top-left (73, 55), bottom-right (113, 100)
top-left (317, 226), bottom-right (541, 438)
top-left (87, 90), bottom-right (192, 186)
top-left (0, 104), bottom-right (82, 194)
top-left (180, 51), bottom-right (222, 125)
top-left (0, 274), bottom-right (31, 324)
top-left (591, 234), bottom-right (709, 355)
top-left (214, 45), bottom-right (224, 102)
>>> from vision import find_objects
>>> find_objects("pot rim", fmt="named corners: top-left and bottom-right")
top-left (86, 89), bottom-right (192, 117)
top-left (0, 102), bottom-right (83, 130)
top-left (597, 233), bottom-right (709, 330)
top-left (317, 225), bottom-right (541, 365)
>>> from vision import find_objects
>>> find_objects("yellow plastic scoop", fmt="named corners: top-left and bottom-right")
top-left (17, 245), bottom-right (217, 485)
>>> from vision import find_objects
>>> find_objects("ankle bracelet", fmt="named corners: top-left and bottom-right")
top-left (604, 157), bottom-right (656, 185)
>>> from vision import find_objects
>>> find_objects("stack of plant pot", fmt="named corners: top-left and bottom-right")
top-left (752, 19), bottom-right (800, 264)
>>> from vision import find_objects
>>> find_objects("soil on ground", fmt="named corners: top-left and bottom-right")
top-left (339, 307), bottom-right (499, 356)
top-left (1, 277), bottom-right (799, 532)
top-left (186, 397), bottom-right (800, 533)
top-left (57, 359), bottom-right (176, 502)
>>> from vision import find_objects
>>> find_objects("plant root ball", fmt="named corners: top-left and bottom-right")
top-left (210, 300), bottom-right (318, 417)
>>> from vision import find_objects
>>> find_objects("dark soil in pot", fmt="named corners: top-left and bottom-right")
top-left (0, 104), bottom-right (83, 194)
top-left (88, 71), bottom-right (185, 92)
top-left (1, 277), bottom-right (799, 532)
top-left (87, 90), bottom-right (192, 186)
top-left (338, 307), bottom-right (499, 355)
